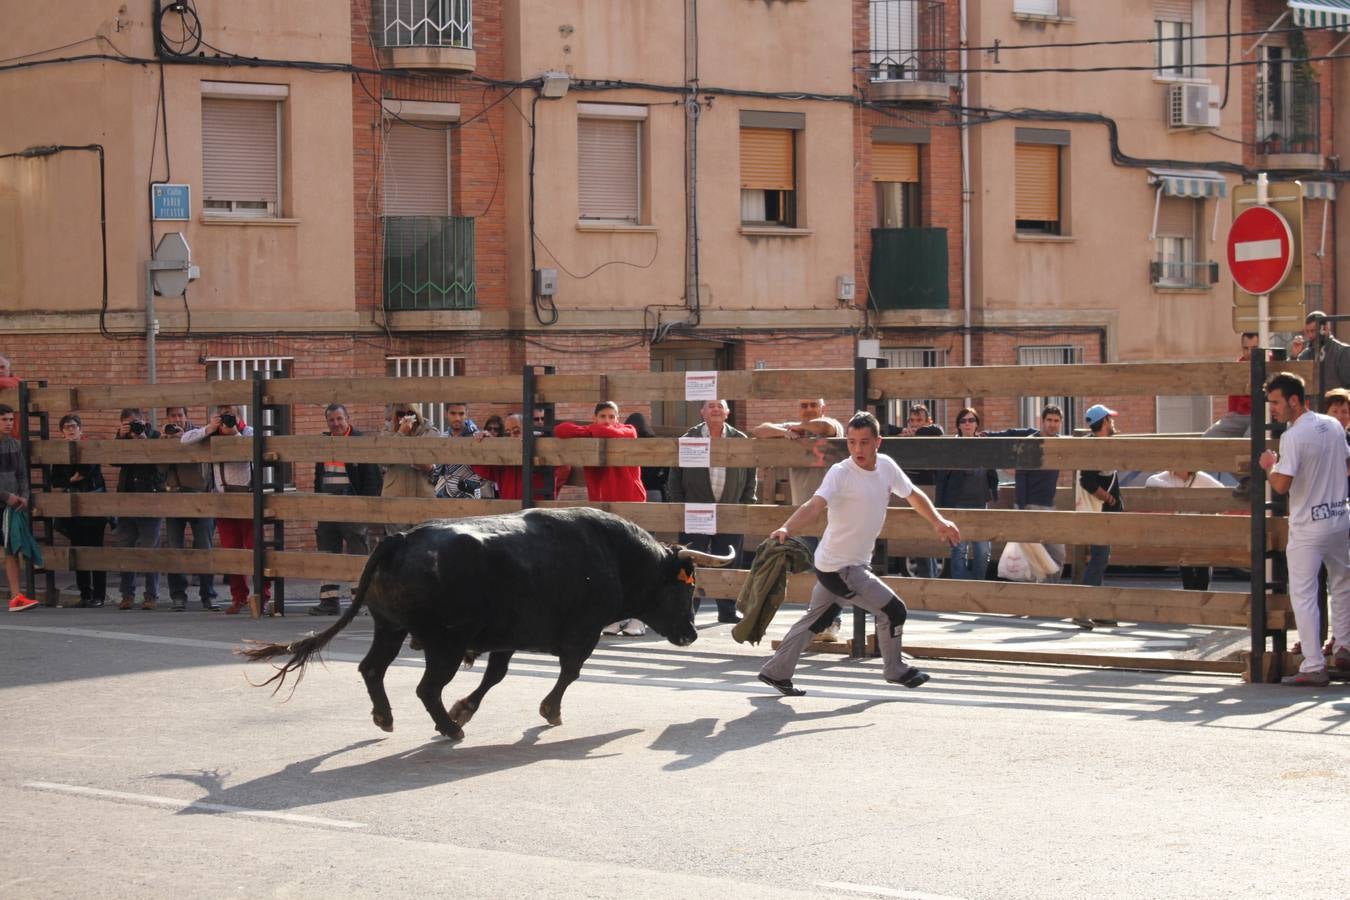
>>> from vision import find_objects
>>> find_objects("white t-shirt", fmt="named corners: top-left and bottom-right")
top-left (812, 454), bottom-right (914, 572)
top-left (1272, 411), bottom-right (1350, 533)
top-left (1144, 471), bottom-right (1223, 490)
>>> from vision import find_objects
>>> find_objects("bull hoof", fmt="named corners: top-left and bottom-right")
top-left (372, 710), bottom-right (394, 733)
top-left (449, 699), bottom-right (477, 726)
top-left (437, 722), bottom-right (465, 742)
top-left (539, 701), bottom-right (562, 727)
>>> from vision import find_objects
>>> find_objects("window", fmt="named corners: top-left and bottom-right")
top-left (201, 83), bottom-right (287, 218)
top-left (1155, 5), bottom-right (1194, 79)
top-left (870, 0), bottom-right (918, 81)
top-left (1153, 196), bottom-right (1202, 287)
top-left (1016, 345), bottom-right (1081, 428)
top-left (383, 120), bottom-right (450, 216)
top-left (740, 112), bottom-right (803, 228)
top-left (873, 142), bottom-right (921, 228)
top-left (1156, 395), bottom-right (1212, 433)
top-left (650, 344), bottom-right (728, 432)
top-left (1015, 138), bottom-right (1064, 235)
top-left (577, 105), bottom-right (645, 223)
top-left (882, 348), bottom-right (947, 429)
top-left (387, 355), bottom-right (465, 435)
top-left (205, 356), bottom-right (293, 487)
top-left (1014, 0), bottom-right (1059, 15)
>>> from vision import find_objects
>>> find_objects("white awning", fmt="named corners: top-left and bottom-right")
top-left (1290, 1), bottom-right (1350, 31)
top-left (1147, 168), bottom-right (1229, 198)
top-left (1300, 180), bottom-right (1338, 200)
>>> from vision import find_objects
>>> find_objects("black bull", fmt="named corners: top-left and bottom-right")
top-left (239, 508), bottom-right (735, 741)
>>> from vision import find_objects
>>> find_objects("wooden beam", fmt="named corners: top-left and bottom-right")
top-left (897, 646), bottom-right (1243, 674)
top-left (35, 493), bottom-right (252, 519)
top-left (993, 485), bottom-right (1245, 514)
top-left (31, 439), bottom-right (250, 465)
top-left (41, 546), bottom-right (253, 575)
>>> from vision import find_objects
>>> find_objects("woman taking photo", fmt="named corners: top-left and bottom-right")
top-left (48, 414), bottom-right (109, 607)
top-left (935, 407), bottom-right (999, 580)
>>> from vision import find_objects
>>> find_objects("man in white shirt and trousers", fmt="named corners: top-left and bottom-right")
top-left (758, 411), bottom-right (961, 696)
top-left (1259, 371), bottom-right (1350, 686)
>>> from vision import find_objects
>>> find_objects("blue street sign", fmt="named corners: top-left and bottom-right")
top-left (151, 184), bottom-right (191, 221)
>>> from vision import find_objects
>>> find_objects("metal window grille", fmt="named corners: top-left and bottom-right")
top-left (1306, 283), bottom-right (1323, 308)
top-left (1016, 345), bottom-right (1082, 428)
top-left (205, 356), bottom-right (293, 486)
top-left (881, 347), bottom-right (947, 428)
top-left (869, 0), bottom-right (946, 83)
top-left (387, 355), bottom-right (465, 434)
top-left (378, 0), bottom-right (473, 49)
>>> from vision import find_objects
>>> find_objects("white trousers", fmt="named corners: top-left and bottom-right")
top-left (1285, 529), bottom-right (1350, 672)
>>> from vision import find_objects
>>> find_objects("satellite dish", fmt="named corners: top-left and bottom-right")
top-left (153, 232), bottom-right (192, 298)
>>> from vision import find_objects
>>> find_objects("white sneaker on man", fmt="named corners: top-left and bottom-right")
top-left (620, 618), bottom-right (647, 636)
top-left (815, 620), bottom-right (840, 643)
top-left (601, 621), bottom-right (623, 635)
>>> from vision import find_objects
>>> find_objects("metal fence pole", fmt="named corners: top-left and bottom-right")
top-left (852, 356), bottom-right (870, 658)
top-left (521, 365), bottom-right (536, 510)
top-left (16, 380), bottom-right (35, 599)
top-left (1249, 350), bottom-right (1268, 682)
top-left (251, 373), bottom-right (266, 617)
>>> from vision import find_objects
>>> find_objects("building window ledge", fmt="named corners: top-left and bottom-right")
top-left (739, 226), bottom-right (814, 238)
top-left (199, 215), bottom-right (301, 227)
top-left (1152, 286), bottom-right (1214, 295)
top-left (1014, 233), bottom-right (1074, 243)
top-left (1012, 13), bottom-right (1075, 25)
top-left (576, 222), bottom-right (658, 233)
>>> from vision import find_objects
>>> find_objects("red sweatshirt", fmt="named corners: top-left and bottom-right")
top-left (552, 421), bottom-right (647, 502)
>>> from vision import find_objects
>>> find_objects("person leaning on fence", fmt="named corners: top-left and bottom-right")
top-left (1074, 404), bottom-right (1122, 629)
top-left (1143, 469), bottom-right (1223, 591)
top-left (936, 408), bottom-right (999, 580)
top-left (624, 412), bottom-right (668, 502)
top-left (381, 402), bottom-right (440, 535)
top-left (113, 407), bottom-right (165, 610)
top-left (182, 405), bottom-right (268, 615)
top-left (0, 356), bottom-right (20, 439)
top-left (757, 411), bottom-right (960, 697)
top-left (48, 413), bottom-right (109, 608)
top-left (311, 402), bottom-right (383, 616)
top-left (885, 404), bottom-right (944, 578)
top-left (160, 406), bottom-right (218, 611)
top-left (1293, 310), bottom-right (1350, 389)
top-left (1204, 333), bottom-right (1260, 500)
top-left (1259, 372), bottom-right (1350, 686)
top-left (981, 404), bottom-right (1067, 574)
top-left (666, 400), bottom-right (757, 626)
top-left (472, 413), bottom-right (565, 502)
top-left (0, 403), bottom-right (39, 612)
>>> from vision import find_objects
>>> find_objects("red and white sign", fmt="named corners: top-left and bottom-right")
top-left (1227, 205), bottom-right (1294, 296)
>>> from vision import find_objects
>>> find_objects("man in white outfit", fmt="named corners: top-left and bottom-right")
top-left (758, 411), bottom-right (961, 696)
top-left (1259, 372), bottom-right (1350, 686)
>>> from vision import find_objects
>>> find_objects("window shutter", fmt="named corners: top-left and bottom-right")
top-left (740, 128), bottom-right (794, 191)
top-left (1015, 143), bottom-right (1059, 222)
top-left (383, 121), bottom-right (449, 216)
top-left (1156, 196), bottom-right (1196, 238)
top-left (1153, 0), bottom-right (1193, 22)
top-left (201, 98), bottom-right (279, 203)
top-left (872, 143), bottom-right (919, 182)
top-left (1014, 0), bottom-right (1059, 14)
top-left (578, 118), bottom-right (640, 221)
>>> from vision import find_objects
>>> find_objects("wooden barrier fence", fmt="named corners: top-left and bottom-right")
top-left (4, 359), bottom-right (1303, 680)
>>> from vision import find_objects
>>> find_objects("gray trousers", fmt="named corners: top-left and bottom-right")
top-left (761, 564), bottom-right (910, 683)
top-left (164, 515), bottom-right (215, 600)
top-left (116, 517), bottom-right (162, 599)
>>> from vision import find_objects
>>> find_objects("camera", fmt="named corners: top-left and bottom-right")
top-left (219, 412), bottom-right (238, 430)
top-left (129, 420), bottom-right (146, 436)
top-left (162, 424), bottom-right (181, 436)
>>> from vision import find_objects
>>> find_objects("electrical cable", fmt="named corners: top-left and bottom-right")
top-left (534, 229), bottom-right (659, 281)
top-left (526, 93), bottom-right (556, 326)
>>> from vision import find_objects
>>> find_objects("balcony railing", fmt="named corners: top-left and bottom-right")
top-left (1150, 258), bottom-right (1219, 290)
top-left (377, 0), bottom-right (473, 49)
top-left (1256, 79), bottom-right (1320, 156)
top-left (383, 216), bottom-right (476, 311)
top-left (868, 0), bottom-right (946, 83)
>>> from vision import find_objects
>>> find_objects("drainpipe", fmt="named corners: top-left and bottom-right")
top-left (959, 0), bottom-right (972, 385)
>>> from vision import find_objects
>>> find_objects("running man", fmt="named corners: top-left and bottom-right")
top-left (758, 411), bottom-right (961, 696)
top-left (1259, 372), bottom-right (1350, 686)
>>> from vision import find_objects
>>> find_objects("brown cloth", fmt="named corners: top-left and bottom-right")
top-left (732, 536), bottom-right (814, 645)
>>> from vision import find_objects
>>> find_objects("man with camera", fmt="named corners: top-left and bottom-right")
top-left (311, 403), bottom-right (383, 616)
top-left (114, 407), bottom-right (165, 610)
top-left (160, 406), bottom-right (217, 611)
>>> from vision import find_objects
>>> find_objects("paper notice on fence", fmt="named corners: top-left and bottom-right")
top-left (678, 437), bottom-right (711, 468)
top-left (684, 503), bottom-right (717, 535)
top-left (684, 371), bottom-right (718, 401)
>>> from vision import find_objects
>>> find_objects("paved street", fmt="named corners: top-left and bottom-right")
top-left (3, 594), bottom-right (1348, 900)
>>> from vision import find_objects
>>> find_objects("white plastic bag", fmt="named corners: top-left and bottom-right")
top-left (1021, 541), bottom-right (1062, 581)
top-left (997, 541), bottom-right (1033, 582)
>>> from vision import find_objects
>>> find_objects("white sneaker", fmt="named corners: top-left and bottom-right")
top-left (816, 621), bottom-right (840, 642)
top-left (620, 618), bottom-right (647, 636)
top-left (601, 621), bottom-right (623, 635)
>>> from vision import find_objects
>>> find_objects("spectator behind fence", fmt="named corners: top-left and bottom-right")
top-left (114, 407), bottom-right (164, 610)
top-left (935, 408), bottom-right (999, 580)
top-left (666, 399), bottom-right (757, 626)
top-left (0, 403), bottom-right (38, 612)
top-left (443, 401), bottom-right (478, 438)
top-left (381, 402), bottom-right (440, 536)
top-left (624, 412), bottom-right (668, 502)
top-left (1259, 372), bottom-right (1350, 686)
top-left (1292, 310), bottom-right (1350, 389)
top-left (0, 355), bottom-right (19, 438)
top-left (474, 413), bottom-right (565, 501)
top-left (161, 406), bottom-right (217, 611)
top-left (1325, 388), bottom-right (1350, 432)
top-left (435, 400), bottom-right (484, 499)
top-left (981, 404), bottom-right (1066, 573)
top-left (886, 404), bottom-right (944, 578)
top-left (311, 402), bottom-right (382, 616)
top-left (1074, 404), bottom-right (1123, 629)
top-left (1204, 333), bottom-right (1260, 500)
top-left (182, 405), bottom-right (268, 615)
top-left (49, 413), bottom-right (108, 608)
top-left (1143, 469), bottom-right (1223, 591)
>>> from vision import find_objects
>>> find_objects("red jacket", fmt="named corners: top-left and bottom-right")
top-left (473, 464), bottom-right (568, 502)
top-left (553, 421), bottom-right (647, 502)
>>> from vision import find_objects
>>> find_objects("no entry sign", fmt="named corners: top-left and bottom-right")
top-left (1227, 205), bottom-right (1294, 296)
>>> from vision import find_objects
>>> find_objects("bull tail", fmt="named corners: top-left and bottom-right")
top-left (237, 531), bottom-right (403, 695)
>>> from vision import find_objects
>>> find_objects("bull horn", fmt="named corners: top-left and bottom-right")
top-left (676, 546), bottom-right (738, 567)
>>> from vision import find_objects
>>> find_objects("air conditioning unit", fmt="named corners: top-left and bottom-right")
top-left (1167, 82), bottom-right (1221, 129)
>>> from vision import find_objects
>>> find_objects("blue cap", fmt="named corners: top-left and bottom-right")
top-left (1084, 404), bottom-right (1118, 426)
